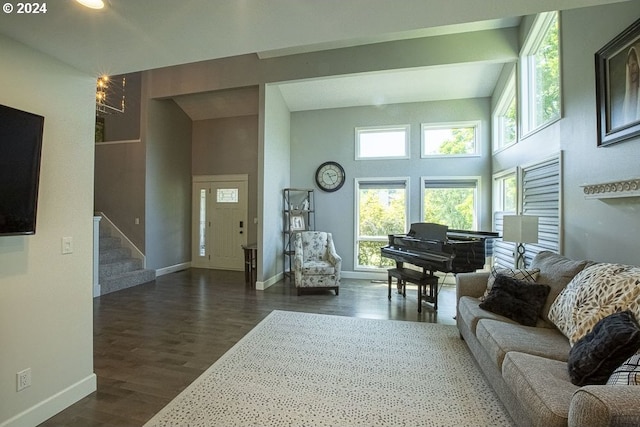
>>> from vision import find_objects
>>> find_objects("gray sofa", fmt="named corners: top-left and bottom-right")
top-left (456, 251), bottom-right (640, 427)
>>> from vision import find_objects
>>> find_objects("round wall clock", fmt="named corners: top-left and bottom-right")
top-left (315, 161), bottom-right (346, 192)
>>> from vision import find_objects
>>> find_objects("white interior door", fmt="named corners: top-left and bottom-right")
top-left (192, 176), bottom-right (248, 270)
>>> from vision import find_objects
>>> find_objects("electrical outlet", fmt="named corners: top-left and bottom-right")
top-left (17, 368), bottom-right (31, 392)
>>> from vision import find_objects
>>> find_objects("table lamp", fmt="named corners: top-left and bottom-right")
top-left (502, 215), bottom-right (538, 269)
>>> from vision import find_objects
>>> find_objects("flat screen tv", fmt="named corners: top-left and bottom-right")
top-left (0, 104), bottom-right (44, 235)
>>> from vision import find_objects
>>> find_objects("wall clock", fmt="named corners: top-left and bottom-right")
top-left (315, 161), bottom-right (345, 192)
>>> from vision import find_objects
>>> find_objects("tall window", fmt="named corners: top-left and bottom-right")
top-left (421, 121), bottom-right (479, 157)
top-left (355, 125), bottom-right (410, 160)
top-left (355, 178), bottom-right (409, 269)
top-left (493, 70), bottom-right (517, 151)
top-left (493, 171), bottom-right (517, 212)
top-left (421, 177), bottom-right (479, 230)
top-left (521, 11), bottom-right (561, 136)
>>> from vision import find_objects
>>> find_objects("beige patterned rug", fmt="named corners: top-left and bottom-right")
top-left (144, 310), bottom-right (513, 427)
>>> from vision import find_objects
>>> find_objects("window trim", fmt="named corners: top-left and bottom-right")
top-left (420, 121), bottom-right (481, 158)
top-left (355, 125), bottom-right (410, 160)
top-left (492, 69), bottom-right (518, 153)
top-left (354, 176), bottom-right (410, 271)
top-left (420, 175), bottom-right (481, 231)
top-left (520, 11), bottom-right (562, 139)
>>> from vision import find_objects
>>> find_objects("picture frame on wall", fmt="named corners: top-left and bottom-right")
top-left (289, 214), bottom-right (305, 231)
top-left (596, 18), bottom-right (640, 146)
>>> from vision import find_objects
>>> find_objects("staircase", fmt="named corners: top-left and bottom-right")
top-left (98, 220), bottom-right (156, 295)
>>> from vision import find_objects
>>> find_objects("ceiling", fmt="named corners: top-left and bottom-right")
top-left (0, 0), bottom-right (628, 118)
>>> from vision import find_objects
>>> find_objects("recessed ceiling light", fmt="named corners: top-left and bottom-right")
top-left (75, 0), bottom-right (105, 9)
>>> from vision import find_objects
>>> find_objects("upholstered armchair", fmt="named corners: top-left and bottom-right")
top-left (293, 231), bottom-right (341, 295)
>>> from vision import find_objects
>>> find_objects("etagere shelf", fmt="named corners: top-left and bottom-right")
top-left (283, 188), bottom-right (315, 277)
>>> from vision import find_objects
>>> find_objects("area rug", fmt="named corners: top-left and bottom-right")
top-left (144, 310), bottom-right (513, 426)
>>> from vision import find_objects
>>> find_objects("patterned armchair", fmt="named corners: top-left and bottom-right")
top-left (293, 231), bottom-right (341, 295)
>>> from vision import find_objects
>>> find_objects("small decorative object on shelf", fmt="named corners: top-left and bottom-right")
top-left (581, 178), bottom-right (640, 199)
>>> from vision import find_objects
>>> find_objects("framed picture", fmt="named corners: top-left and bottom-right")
top-left (289, 214), bottom-right (305, 231)
top-left (596, 18), bottom-right (640, 146)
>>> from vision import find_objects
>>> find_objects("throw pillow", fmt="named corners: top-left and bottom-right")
top-left (607, 352), bottom-right (640, 385)
top-left (482, 266), bottom-right (540, 301)
top-left (548, 263), bottom-right (640, 345)
top-left (479, 274), bottom-right (551, 327)
top-left (568, 311), bottom-right (640, 386)
top-left (530, 251), bottom-right (593, 323)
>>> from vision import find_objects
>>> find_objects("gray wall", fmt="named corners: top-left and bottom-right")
top-left (145, 99), bottom-right (193, 270)
top-left (560, 3), bottom-right (640, 265)
top-left (494, 1), bottom-right (640, 266)
top-left (192, 115), bottom-right (259, 244)
top-left (290, 98), bottom-right (492, 273)
top-left (261, 84), bottom-right (291, 286)
top-left (94, 141), bottom-right (146, 250)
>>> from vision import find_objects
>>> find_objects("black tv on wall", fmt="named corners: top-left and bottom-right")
top-left (0, 104), bottom-right (44, 236)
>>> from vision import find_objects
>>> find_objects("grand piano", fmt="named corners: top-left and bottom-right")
top-left (381, 223), bottom-right (498, 312)
top-left (382, 222), bottom-right (498, 274)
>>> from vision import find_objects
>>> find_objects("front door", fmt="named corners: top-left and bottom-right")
top-left (192, 175), bottom-right (248, 270)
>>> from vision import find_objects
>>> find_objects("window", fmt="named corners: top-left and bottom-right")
top-left (421, 177), bottom-right (479, 230)
top-left (355, 125), bottom-right (409, 160)
top-left (355, 178), bottom-right (409, 269)
top-left (493, 70), bottom-right (517, 151)
top-left (493, 170), bottom-right (517, 212)
top-left (520, 11), bottom-right (561, 136)
top-left (492, 155), bottom-right (561, 269)
top-left (421, 121), bottom-right (479, 157)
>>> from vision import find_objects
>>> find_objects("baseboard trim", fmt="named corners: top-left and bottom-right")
top-left (256, 271), bottom-right (283, 290)
top-left (156, 262), bottom-right (191, 277)
top-left (0, 374), bottom-right (96, 427)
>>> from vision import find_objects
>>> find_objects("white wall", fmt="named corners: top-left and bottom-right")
top-left (0, 35), bottom-right (96, 426)
top-left (290, 98), bottom-right (492, 273)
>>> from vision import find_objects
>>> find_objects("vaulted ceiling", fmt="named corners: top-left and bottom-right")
top-left (0, 0), bottom-right (628, 117)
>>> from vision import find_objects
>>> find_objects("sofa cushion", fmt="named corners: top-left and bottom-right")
top-left (607, 352), bottom-right (640, 385)
top-left (479, 274), bottom-right (550, 326)
top-left (476, 319), bottom-right (570, 370)
top-left (482, 266), bottom-right (540, 300)
top-left (530, 251), bottom-right (592, 323)
top-left (568, 310), bottom-right (640, 386)
top-left (458, 296), bottom-right (519, 334)
top-left (502, 352), bottom-right (577, 427)
top-left (549, 263), bottom-right (640, 345)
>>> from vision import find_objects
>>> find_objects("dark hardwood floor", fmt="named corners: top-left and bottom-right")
top-left (39, 269), bottom-right (457, 427)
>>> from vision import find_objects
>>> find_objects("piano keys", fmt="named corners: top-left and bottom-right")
top-left (381, 222), bottom-right (498, 274)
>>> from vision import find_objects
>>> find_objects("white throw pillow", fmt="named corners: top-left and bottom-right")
top-left (548, 263), bottom-right (640, 345)
top-left (607, 352), bottom-right (640, 385)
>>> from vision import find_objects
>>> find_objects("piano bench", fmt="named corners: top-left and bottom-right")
top-left (387, 268), bottom-right (439, 313)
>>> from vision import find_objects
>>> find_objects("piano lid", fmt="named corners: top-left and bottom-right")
top-left (406, 223), bottom-right (448, 242)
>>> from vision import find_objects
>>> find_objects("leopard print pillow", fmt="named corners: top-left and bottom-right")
top-left (549, 263), bottom-right (640, 345)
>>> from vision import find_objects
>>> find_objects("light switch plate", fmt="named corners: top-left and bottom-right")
top-left (62, 237), bottom-right (73, 254)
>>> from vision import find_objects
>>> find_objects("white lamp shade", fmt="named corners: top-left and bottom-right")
top-left (503, 215), bottom-right (539, 244)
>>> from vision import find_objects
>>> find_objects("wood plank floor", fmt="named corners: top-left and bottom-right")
top-left (39, 269), bottom-right (458, 427)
